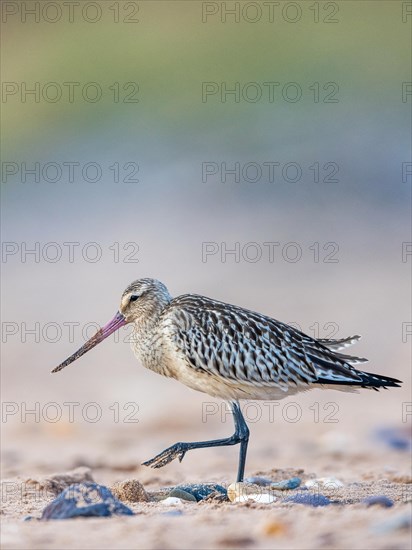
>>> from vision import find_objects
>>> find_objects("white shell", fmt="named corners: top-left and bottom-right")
top-left (161, 497), bottom-right (184, 506)
top-left (228, 482), bottom-right (276, 504)
top-left (305, 477), bottom-right (344, 489)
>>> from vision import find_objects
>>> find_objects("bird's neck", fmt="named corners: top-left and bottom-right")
top-left (129, 308), bottom-right (169, 374)
top-left (130, 298), bottom-right (169, 345)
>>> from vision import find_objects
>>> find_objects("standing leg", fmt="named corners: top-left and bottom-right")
top-left (143, 401), bottom-right (250, 481)
top-left (232, 402), bottom-right (250, 482)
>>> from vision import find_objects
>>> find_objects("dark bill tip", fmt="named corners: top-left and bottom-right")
top-left (51, 311), bottom-right (126, 373)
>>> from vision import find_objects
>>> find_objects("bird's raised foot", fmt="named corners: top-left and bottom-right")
top-left (142, 442), bottom-right (188, 469)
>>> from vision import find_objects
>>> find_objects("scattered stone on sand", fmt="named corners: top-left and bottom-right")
top-left (24, 467), bottom-right (94, 497)
top-left (173, 483), bottom-right (227, 502)
top-left (111, 479), bottom-right (149, 502)
top-left (246, 473), bottom-right (303, 490)
top-left (168, 488), bottom-right (197, 502)
top-left (245, 476), bottom-right (272, 486)
top-left (305, 477), bottom-right (344, 490)
top-left (283, 493), bottom-right (331, 507)
top-left (362, 495), bottom-right (394, 508)
top-left (161, 497), bottom-right (184, 506)
top-left (40, 482), bottom-right (134, 520)
top-left (270, 477), bottom-right (301, 490)
top-left (201, 491), bottom-right (229, 503)
top-left (149, 483), bottom-right (226, 503)
top-left (227, 482), bottom-right (276, 504)
top-left (375, 427), bottom-right (412, 451)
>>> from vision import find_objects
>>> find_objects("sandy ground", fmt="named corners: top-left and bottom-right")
top-left (1, 382), bottom-right (411, 550)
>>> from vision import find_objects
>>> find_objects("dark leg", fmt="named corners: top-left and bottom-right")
top-left (142, 401), bottom-right (250, 482)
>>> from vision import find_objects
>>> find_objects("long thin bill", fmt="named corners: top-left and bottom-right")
top-left (51, 311), bottom-right (126, 373)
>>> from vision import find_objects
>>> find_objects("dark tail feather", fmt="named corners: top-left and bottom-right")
top-left (317, 370), bottom-right (402, 389)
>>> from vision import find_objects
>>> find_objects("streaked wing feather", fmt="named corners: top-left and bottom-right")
top-left (161, 294), bottom-right (363, 388)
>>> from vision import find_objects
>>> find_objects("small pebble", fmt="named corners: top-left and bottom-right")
top-left (161, 497), bottom-right (184, 506)
top-left (363, 495), bottom-right (394, 508)
top-left (375, 428), bottom-right (411, 451)
top-left (305, 477), bottom-right (344, 490)
top-left (41, 482), bottom-right (134, 520)
top-left (168, 488), bottom-right (197, 502)
top-left (245, 476), bottom-right (272, 486)
top-left (284, 493), bottom-right (331, 507)
top-left (175, 483), bottom-right (226, 502)
top-left (111, 479), bottom-right (149, 502)
top-left (270, 477), bottom-right (301, 490)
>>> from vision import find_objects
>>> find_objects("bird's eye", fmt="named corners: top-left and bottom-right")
top-left (129, 295), bottom-right (139, 302)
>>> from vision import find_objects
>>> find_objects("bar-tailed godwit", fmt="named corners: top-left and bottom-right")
top-left (52, 278), bottom-right (402, 481)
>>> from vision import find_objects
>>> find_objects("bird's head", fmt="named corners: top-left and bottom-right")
top-left (119, 278), bottom-right (172, 323)
top-left (51, 278), bottom-right (171, 374)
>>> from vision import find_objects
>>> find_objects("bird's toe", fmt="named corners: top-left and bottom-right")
top-left (142, 443), bottom-right (187, 469)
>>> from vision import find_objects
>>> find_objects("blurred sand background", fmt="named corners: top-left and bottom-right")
top-left (1, 1), bottom-right (411, 548)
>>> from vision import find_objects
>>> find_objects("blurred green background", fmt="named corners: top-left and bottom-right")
top-left (1, 1), bottom-right (411, 474)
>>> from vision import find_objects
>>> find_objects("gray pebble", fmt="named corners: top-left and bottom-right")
top-left (174, 483), bottom-right (227, 502)
top-left (41, 482), bottom-right (134, 520)
top-left (375, 428), bottom-right (411, 451)
top-left (270, 477), bottom-right (301, 490)
top-left (168, 488), bottom-right (197, 502)
top-left (284, 492), bottom-right (331, 507)
top-left (245, 476), bottom-right (272, 486)
top-left (363, 495), bottom-right (394, 508)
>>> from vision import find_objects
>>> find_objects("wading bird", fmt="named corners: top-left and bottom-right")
top-left (53, 278), bottom-right (402, 482)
